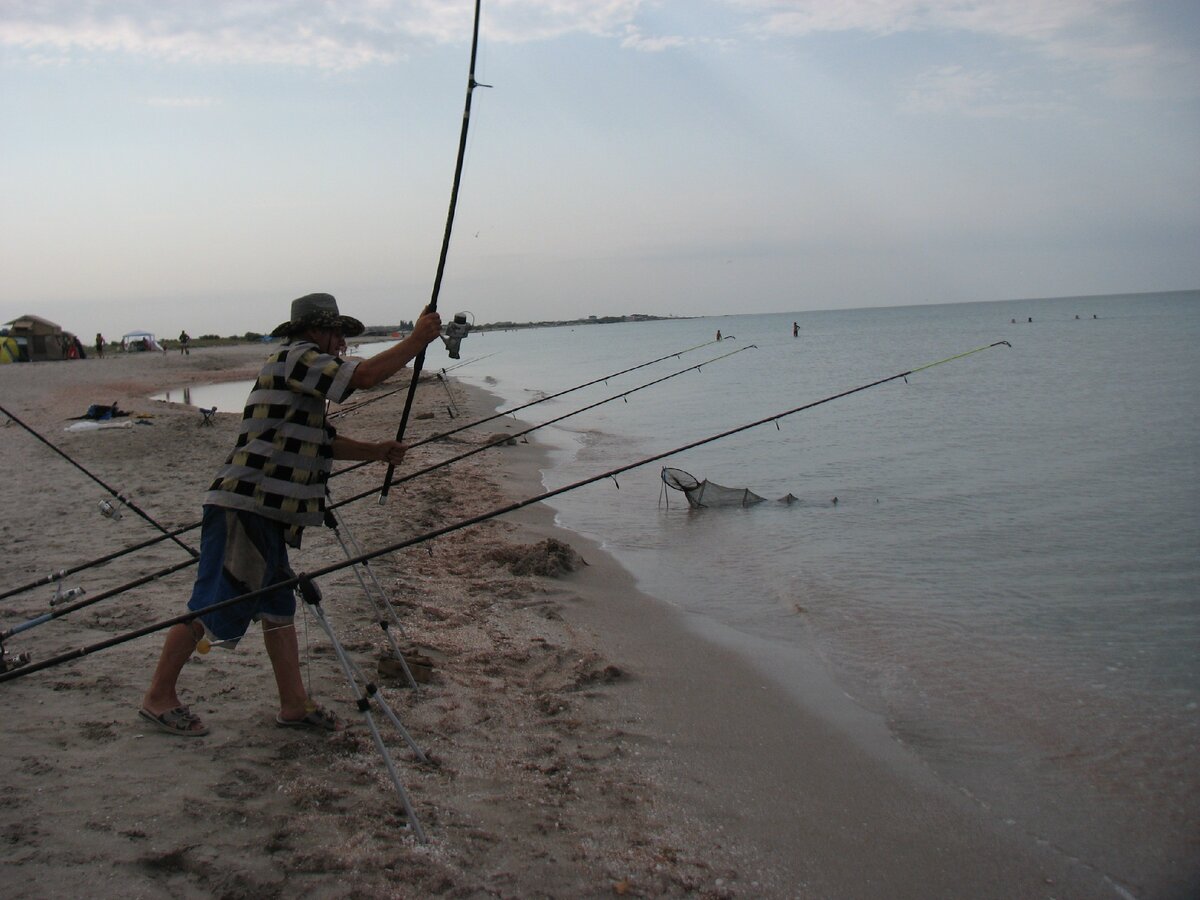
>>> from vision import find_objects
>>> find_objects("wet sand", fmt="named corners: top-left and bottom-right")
top-left (0, 345), bottom-right (1121, 897)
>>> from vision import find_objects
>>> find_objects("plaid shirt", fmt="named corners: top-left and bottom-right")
top-left (206, 341), bottom-right (359, 544)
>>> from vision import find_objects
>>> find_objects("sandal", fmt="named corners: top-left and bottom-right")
top-left (275, 704), bottom-right (346, 732)
top-left (139, 705), bottom-right (209, 737)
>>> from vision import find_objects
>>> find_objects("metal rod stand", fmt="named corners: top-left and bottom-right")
top-left (324, 510), bottom-right (421, 691)
top-left (297, 576), bottom-right (429, 842)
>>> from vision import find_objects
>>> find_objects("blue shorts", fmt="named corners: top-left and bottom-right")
top-left (187, 505), bottom-right (296, 646)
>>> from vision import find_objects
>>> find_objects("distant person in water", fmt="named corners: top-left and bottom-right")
top-left (793, 321), bottom-right (799, 337)
top-left (716, 329), bottom-right (721, 340)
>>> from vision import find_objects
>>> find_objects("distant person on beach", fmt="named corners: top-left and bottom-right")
top-left (178, 330), bottom-right (190, 355)
top-left (140, 292), bottom-right (442, 737)
top-left (95, 333), bottom-right (105, 358)
top-left (793, 321), bottom-right (799, 337)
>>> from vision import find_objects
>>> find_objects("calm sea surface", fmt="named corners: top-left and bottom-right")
top-left (174, 292), bottom-right (1199, 891)
top-left (451, 291), bottom-right (1199, 894)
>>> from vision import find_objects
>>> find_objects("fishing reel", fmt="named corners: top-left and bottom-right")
top-left (440, 312), bottom-right (472, 360)
top-left (98, 498), bottom-right (123, 520)
top-left (0, 643), bottom-right (31, 674)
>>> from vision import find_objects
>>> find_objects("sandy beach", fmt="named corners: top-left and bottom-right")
top-left (0, 345), bottom-right (1126, 898)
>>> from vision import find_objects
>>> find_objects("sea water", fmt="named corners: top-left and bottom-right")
top-left (167, 293), bottom-right (1198, 887)
top-left (450, 291), bottom-right (1199, 892)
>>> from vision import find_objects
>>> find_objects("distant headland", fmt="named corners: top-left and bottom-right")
top-left (362, 312), bottom-right (687, 338)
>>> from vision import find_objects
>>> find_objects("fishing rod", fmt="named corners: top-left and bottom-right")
top-left (327, 353), bottom-right (499, 421)
top-left (0, 405), bottom-right (198, 560)
top-left (440, 350), bottom-right (501, 373)
top-left (0, 343), bottom-right (752, 635)
top-left (379, 0), bottom-right (489, 506)
top-left (1, 558), bottom-right (197, 645)
top-left (328, 343), bottom-right (758, 508)
top-left (0, 522), bottom-right (200, 605)
top-left (335, 334), bottom-right (725, 478)
top-left (0, 336), bottom-right (724, 605)
top-left (0, 339), bottom-right (1011, 683)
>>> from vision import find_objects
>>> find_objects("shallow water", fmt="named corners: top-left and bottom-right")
top-left (167, 294), bottom-right (1200, 891)
top-left (454, 291), bottom-right (1200, 894)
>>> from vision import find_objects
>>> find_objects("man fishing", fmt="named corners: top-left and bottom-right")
top-left (140, 293), bottom-right (442, 736)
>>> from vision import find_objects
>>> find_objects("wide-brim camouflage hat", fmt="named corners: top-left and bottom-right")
top-left (270, 293), bottom-right (365, 338)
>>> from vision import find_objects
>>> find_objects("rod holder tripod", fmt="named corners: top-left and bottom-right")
top-left (296, 576), bottom-right (429, 842)
top-left (323, 509), bottom-right (421, 691)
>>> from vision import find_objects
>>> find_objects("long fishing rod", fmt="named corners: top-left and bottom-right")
top-left (335, 334), bottom-right (725, 478)
top-left (1, 558), bottom-right (197, 644)
top-left (379, 0), bottom-right (489, 506)
top-left (0, 343), bottom-right (752, 635)
top-left (0, 336), bottom-right (723, 605)
top-left (327, 352), bottom-right (499, 421)
top-left (328, 343), bottom-right (758, 508)
top-left (0, 340), bottom-right (1010, 684)
top-left (440, 350), bottom-right (501, 373)
top-left (0, 405), bottom-right (198, 560)
top-left (0, 523), bottom-right (200, 605)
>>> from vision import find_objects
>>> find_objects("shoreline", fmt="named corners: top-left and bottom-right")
top-left (0, 346), bottom-right (1122, 897)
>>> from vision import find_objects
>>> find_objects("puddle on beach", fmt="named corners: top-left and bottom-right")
top-left (150, 341), bottom-right (398, 413)
top-left (151, 380), bottom-right (254, 413)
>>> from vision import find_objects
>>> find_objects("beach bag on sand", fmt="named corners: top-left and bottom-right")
top-left (77, 402), bottom-right (128, 421)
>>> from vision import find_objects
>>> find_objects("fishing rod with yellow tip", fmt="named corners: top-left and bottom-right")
top-left (0, 338), bottom-right (1012, 684)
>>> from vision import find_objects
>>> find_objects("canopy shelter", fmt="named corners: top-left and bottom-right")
top-left (2, 315), bottom-right (70, 362)
top-left (121, 331), bottom-right (164, 353)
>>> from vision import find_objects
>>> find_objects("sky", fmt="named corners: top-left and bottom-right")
top-left (2, 1), bottom-right (1198, 339)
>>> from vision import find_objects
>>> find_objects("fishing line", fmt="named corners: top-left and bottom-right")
top-left (0, 337), bottom-right (726, 606)
top-left (0, 339), bottom-right (1010, 683)
top-left (0, 404), bottom-right (198, 560)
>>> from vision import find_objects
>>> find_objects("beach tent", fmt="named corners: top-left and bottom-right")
top-left (121, 330), bottom-right (164, 353)
top-left (0, 332), bottom-right (19, 364)
top-left (2, 315), bottom-right (68, 362)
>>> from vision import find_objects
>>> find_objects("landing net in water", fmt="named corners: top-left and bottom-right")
top-left (660, 467), bottom-right (797, 509)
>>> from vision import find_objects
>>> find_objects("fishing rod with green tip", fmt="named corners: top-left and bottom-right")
top-left (0, 336), bottom-right (727, 606)
top-left (379, 0), bottom-right (490, 506)
top-left (0, 339), bottom-right (1010, 684)
top-left (0, 343), bottom-right (753, 636)
top-left (0, 405), bottom-right (198, 560)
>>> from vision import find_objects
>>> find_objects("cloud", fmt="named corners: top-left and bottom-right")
top-left (0, 1), bottom-right (656, 68)
top-left (899, 64), bottom-right (1065, 117)
top-left (728, 0), bottom-right (1127, 42)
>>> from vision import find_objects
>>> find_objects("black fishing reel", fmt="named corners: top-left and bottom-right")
top-left (440, 312), bottom-right (472, 360)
